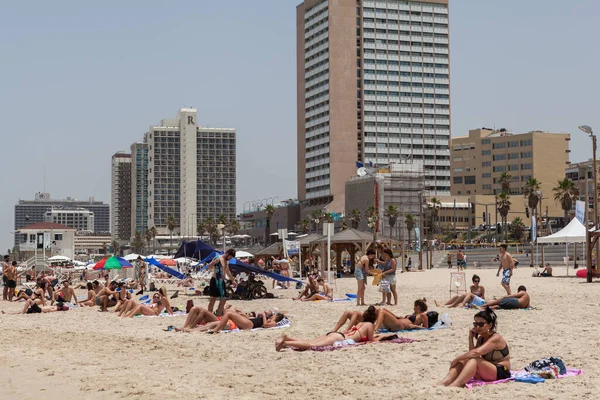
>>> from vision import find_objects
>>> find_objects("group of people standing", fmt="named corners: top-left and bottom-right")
top-left (354, 248), bottom-right (399, 307)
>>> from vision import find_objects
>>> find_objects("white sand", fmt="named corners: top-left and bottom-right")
top-left (0, 267), bottom-right (597, 400)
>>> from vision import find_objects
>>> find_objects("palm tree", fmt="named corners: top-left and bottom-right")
top-left (217, 214), bottom-right (227, 226)
top-left (496, 192), bottom-right (511, 241)
top-left (167, 215), bottom-right (176, 253)
top-left (347, 208), bottom-right (361, 229)
top-left (364, 206), bottom-right (378, 234)
top-left (149, 226), bottom-right (157, 253)
top-left (203, 217), bottom-right (217, 245)
top-left (299, 219), bottom-right (310, 234)
top-left (111, 240), bottom-right (121, 256)
top-left (262, 205), bottom-right (276, 243)
top-left (522, 178), bottom-right (542, 213)
top-left (498, 172), bottom-right (512, 193)
top-left (310, 210), bottom-right (322, 234)
top-left (384, 205), bottom-right (399, 238)
top-left (405, 214), bottom-right (415, 245)
top-left (144, 229), bottom-right (152, 252)
top-left (228, 219), bottom-right (241, 236)
top-left (132, 232), bottom-right (144, 254)
top-left (510, 217), bottom-right (526, 241)
top-left (553, 177), bottom-right (580, 224)
top-left (428, 197), bottom-right (442, 236)
top-left (322, 212), bottom-right (335, 223)
top-left (197, 221), bottom-right (205, 238)
top-left (341, 220), bottom-right (349, 230)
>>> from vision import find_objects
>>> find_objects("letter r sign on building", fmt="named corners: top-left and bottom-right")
top-left (188, 116), bottom-right (195, 124)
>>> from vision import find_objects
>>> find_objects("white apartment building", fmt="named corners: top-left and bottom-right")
top-left (146, 108), bottom-right (236, 237)
top-left (44, 208), bottom-right (95, 232)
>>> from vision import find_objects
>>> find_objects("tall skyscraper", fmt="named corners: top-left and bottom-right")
top-left (146, 108), bottom-right (236, 237)
top-left (111, 152), bottom-right (132, 242)
top-left (297, 0), bottom-right (451, 213)
top-left (130, 142), bottom-right (149, 239)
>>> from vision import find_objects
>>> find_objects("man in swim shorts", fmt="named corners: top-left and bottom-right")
top-left (95, 281), bottom-right (118, 312)
top-left (484, 285), bottom-right (530, 310)
top-left (495, 244), bottom-right (514, 295)
top-left (5, 261), bottom-right (18, 301)
top-left (207, 249), bottom-right (236, 316)
top-left (52, 280), bottom-right (78, 306)
top-left (2, 255), bottom-right (10, 301)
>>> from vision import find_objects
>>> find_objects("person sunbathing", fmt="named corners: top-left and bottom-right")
top-left (2, 300), bottom-right (69, 314)
top-left (294, 275), bottom-right (319, 300)
top-left (114, 282), bottom-right (132, 312)
top-left (177, 274), bottom-right (194, 287)
top-left (211, 309), bottom-right (285, 333)
top-left (435, 275), bottom-right (485, 308)
top-left (331, 310), bottom-right (366, 333)
top-left (275, 306), bottom-right (378, 351)
top-left (176, 305), bottom-right (265, 332)
top-left (14, 281), bottom-right (46, 305)
top-left (440, 307), bottom-right (510, 387)
top-left (121, 290), bottom-right (174, 318)
top-left (301, 278), bottom-right (333, 301)
top-left (483, 285), bottom-right (530, 310)
top-left (78, 282), bottom-right (96, 307)
top-left (374, 298), bottom-right (429, 331)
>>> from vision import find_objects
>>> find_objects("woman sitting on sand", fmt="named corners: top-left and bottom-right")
top-left (440, 307), bottom-right (510, 387)
top-left (301, 278), bottom-right (333, 301)
top-left (14, 281), bottom-right (46, 304)
top-left (211, 309), bottom-right (285, 333)
top-left (119, 288), bottom-right (173, 318)
top-left (114, 282), bottom-right (132, 312)
top-left (275, 306), bottom-right (379, 351)
top-left (78, 282), bottom-right (96, 307)
top-left (374, 298), bottom-right (429, 331)
top-left (435, 275), bottom-right (485, 308)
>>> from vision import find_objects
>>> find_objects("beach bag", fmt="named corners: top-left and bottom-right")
top-left (426, 311), bottom-right (439, 326)
top-left (525, 357), bottom-right (566, 375)
top-left (378, 279), bottom-right (390, 293)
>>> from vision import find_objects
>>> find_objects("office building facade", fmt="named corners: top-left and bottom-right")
top-left (14, 193), bottom-right (110, 246)
top-left (111, 152), bottom-right (132, 242)
top-left (130, 142), bottom-right (149, 238)
top-left (44, 208), bottom-right (94, 232)
top-left (146, 108), bottom-right (236, 237)
top-left (450, 128), bottom-right (570, 217)
top-left (297, 0), bottom-right (451, 214)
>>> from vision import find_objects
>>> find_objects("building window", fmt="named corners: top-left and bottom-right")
top-left (521, 163), bottom-right (533, 170)
top-left (482, 150), bottom-right (491, 156)
top-left (521, 151), bottom-right (533, 158)
top-left (482, 161), bottom-right (491, 167)
top-left (508, 141), bottom-right (519, 148)
top-left (493, 154), bottom-right (506, 161)
top-left (508, 153), bottom-right (519, 159)
top-left (453, 176), bottom-right (463, 184)
top-left (520, 139), bottom-right (532, 146)
top-left (464, 176), bottom-right (476, 185)
top-left (481, 139), bottom-right (491, 145)
top-left (492, 142), bottom-right (506, 149)
top-left (482, 173), bottom-right (491, 178)
top-left (54, 234), bottom-right (63, 241)
top-left (493, 166), bottom-right (506, 172)
top-left (509, 164), bottom-right (520, 171)
top-left (482, 184), bottom-right (492, 190)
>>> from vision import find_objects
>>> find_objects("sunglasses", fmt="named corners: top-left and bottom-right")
top-left (473, 322), bottom-right (486, 327)
top-left (473, 280), bottom-right (480, 283)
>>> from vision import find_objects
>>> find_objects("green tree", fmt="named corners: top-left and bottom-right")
top-left (322, 212), bottom-right (335, 223)
top-left (384, 205), bottom-right (399, 238)
top-left (144, 229), bottom-right (152, 252)
top-left (553, 177), bottom-right (580, 224)
top-left (197, 221), bottom-right (205, 238)
top-left (364, 206), bottom-right (378, 234)
top-left (496, 192), bottom-right (511, 241)
top-left (204, 217), bottom-right (217, 245)
top-left (149, 226), bottom-right (157, 253)
top-left (131, 232), bottom-right (144, 254)
top-left (341, 220), bottom-right (349, 230)
top-left (405, 214), bottom-right (415, 245)
top-left (522, 178), bottom-right (542, 213)
top-left (510, 217), bottom-right (526, 241)
top-left (228, 219), bottom-right (241, 236)
top-left (498, 172), bottom-right (512, 193)
top-left (299, 219), bottom-right (310, 234)
top-left (111, 240), bottom-right (121, 256)
top-left (167, 215), bottom-right (176, 253)
top-left (428, 197), bottom-right (442, 236)
top-left (347, 208), bottom-right (361, 229)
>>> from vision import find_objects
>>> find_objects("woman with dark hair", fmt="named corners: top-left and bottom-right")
top-left (440, 307), bottom-right (510, 387)
top-left (354, 249), bottom-right (376, 306)
top-left (211, 310), bottom-right (285, 333)
top-left (435, 275), bottom-right (485, 308)
top-left (376, 248), bottom-right (398, 306)
top-left (78, 282), bottom-right (96, 307)
top-left (374, 298), bottom-right (429, 331)
top-left (275, 306), bottom-right (378, 351)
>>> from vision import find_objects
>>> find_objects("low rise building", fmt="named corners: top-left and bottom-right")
top-left (16, 222), bottom-right (76, 259)
top-left (239, 201), bottom-right (301, 246)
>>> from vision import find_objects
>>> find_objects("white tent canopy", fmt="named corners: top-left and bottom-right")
top-left (48, 255), bottom-right (71, 261)
top-left (537, 218), bottom-right (586, 243)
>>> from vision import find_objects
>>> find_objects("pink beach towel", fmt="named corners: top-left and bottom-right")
top-left (293, 337), bottom-right (417, 352)
top-left (465, 368), bottom-right (583, 388)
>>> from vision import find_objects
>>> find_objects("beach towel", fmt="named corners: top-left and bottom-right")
top-left (293, 337), bottom-right (417, 352)
top-left (377, 314), bottom-right (452, 333)
top-left (221, 318), bottom-right (292, 333)
top-left (465, 368), bottom-right (582, 388)
top-left (134, 310), bottom-right (187, 318)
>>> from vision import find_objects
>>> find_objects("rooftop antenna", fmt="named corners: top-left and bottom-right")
top-left (44, 166), bottom-right (46, 193)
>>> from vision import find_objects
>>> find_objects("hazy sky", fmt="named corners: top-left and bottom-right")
top-left (1, 0), bottom-right (598, 252)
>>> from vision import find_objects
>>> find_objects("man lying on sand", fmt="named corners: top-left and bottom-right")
top-left (482, 285), bottom-right (530, 310)
top-left (2, 300), bottom-right (69, 314)
top-left (374, 299), bottom-right (429, 331)
top-left (174, 305), bottom-right (281, 333)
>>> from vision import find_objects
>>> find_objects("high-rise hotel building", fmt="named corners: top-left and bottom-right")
top-left (130, 142), bottom-right (149, 238)
top-left (297, 0), bottom-right (451, 213)
top-left (111, 152), bottom-right (132, 242)
top-left (146, 108), bottom-right (236, 237)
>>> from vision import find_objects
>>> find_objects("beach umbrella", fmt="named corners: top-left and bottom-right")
top-left (93, 256), bottom-right (133, 270)
top-left (235, 250), bottom-right (254, 258)
top-left (159, 258), bottom-right (177, 267)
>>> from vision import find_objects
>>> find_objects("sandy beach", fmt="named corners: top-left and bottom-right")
top-left (1, 266), bottom-right (598, 400)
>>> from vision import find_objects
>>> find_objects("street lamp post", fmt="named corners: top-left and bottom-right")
top-left (579, 125), bottom-right (596, 283)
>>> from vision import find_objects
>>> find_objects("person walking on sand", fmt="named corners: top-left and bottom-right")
top-left (206, 249), bottom-right (236, 316)
top-left (136, 256), bottom-right (147, 294)
top-left (2, 255), bottom-right (10, 301)
top-left (495, 244), bottom-right (514, 295)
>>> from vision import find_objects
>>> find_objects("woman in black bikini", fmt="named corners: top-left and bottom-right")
top-left (212, 309), bottom-right (285, 333)
top-left (374, 298), bottom-right (429, 331)
top-left (435, 275), bottom-right (485, 308)
top-left (440, 307), bottom-right (510, 387)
